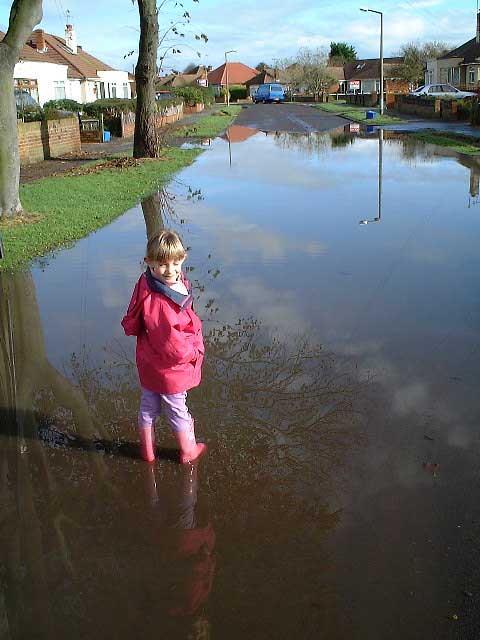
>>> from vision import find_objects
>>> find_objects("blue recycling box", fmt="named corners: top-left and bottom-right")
top-left (103, 130), bottom-right (111, 142)
top-left (366, 110), bottom-right (376, 120)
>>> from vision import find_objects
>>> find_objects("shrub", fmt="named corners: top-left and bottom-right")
top-left (227, 84), bottom-right (247, 101)
top-left (84, 98), bottom-right (137, 116)
top-left (43, 98), bottom-right (82, 112)
top-left (457, 98), bottom-right (473, 121)
top-left (17, 106), bottom-right (75, 122)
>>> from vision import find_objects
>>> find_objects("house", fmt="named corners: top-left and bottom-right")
top-left (207, 62), bottom-right (257, 95)
top-left (426, 12), bottom-right (480, 90)
top-left (1, 23), bottom-right (133, 106)
top-left (157, 65), bottom-right (210, 89)
top-left (342, 57), bottom-right (408, 95)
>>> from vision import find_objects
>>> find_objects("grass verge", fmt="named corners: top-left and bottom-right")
top-left (173, 105), bottom-right (242, 138)
top-left (313, 102), bottom-right (405, 125)
top-left (1, 106), bottom-right (241, 270)
top-left (407, 130), bottom-right (480, 155)
top-left (1, 148), bottom-right (201, 270)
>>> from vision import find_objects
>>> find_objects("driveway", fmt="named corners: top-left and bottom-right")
top-left (233, 102), bottom-right (347, 133)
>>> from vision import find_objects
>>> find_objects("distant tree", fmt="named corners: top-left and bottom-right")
top-left (329, 41), bottom-right (357, 64)
top-left (290, 47), bottom-right (336, 99)
top-left (394, 41), bottom-right (450, 87)
top-left (255, 62), bottom-right (269, 71)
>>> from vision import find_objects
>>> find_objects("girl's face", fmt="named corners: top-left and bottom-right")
top-left (146, 257), bottom-right (185, 285)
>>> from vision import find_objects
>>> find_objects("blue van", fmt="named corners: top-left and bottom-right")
top-left (253, 83), bottom-right (285, 103)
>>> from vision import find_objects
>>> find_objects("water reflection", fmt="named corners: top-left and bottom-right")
top-left (359, 129), bottom-right (383, 225)
top-left (3, 126), bottom-right (480, 637)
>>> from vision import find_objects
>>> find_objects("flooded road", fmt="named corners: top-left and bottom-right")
top-left (2, 126), bottom-right (480, 639)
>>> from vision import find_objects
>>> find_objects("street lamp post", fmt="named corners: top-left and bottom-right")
top-left (224, 49), bottom-right (237, 107)
top-left (360, 8), bottom-right (384, 115)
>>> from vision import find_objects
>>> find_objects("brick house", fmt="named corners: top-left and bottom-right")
top-left (207, 62), bottom-right (257, 95)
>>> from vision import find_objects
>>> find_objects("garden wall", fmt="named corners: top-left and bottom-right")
top-left (394, 95), bottom-right (459, 121)
top-left (18, 117), bottom-right (81, 165)
top-left (120, 103), bottom-right (184, 137)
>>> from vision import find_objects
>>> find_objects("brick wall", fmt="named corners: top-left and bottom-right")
top-left (120, 103), bottom-right (184, 137)
top-left (394, 95), bottom-right (458, 120)
top-left (18, 117), bottom-right (81, 166)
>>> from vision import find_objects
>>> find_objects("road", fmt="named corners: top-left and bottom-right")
top-left (233, 102), bottom-right (347, 133)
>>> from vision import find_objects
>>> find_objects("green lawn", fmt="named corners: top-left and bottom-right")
top-left (1, 105), bottom-right (241, 270)
top-left (0, 148), bottom-right (202, 270)
top-left (408, 131), bottom-right (480, 155)
top-left (172, 105), bottom-right (242, 138)
top-left (313, 102), bottom-right (405, 125)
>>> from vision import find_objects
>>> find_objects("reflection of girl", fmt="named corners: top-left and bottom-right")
top-left (142, 463), bottom-right (216, 632)
top-left (122, 230), bottom-right (206, 464)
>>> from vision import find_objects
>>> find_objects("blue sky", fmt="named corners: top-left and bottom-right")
top-left (1, 0), bottom-right (478, 73)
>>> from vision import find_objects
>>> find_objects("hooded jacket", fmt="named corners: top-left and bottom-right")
top-left (121, 270), bottom-right (204, 394)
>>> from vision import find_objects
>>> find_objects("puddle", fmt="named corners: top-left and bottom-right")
top-left (2, 127), bottom-right (480, 638)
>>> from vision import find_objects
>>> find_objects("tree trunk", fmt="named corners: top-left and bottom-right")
top-left (0, 0), bottom-right (43, 219)
top-left (133, 0), bottom-right (159, 158)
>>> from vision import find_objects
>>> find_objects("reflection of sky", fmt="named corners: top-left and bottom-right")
top-left (32, 131), bottom-right (480, 383)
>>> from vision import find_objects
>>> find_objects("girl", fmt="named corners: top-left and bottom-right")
top-left (122, 230), bottom-right (206, 464)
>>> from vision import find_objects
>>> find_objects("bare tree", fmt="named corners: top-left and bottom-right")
top-left (394, 41), bottom-right (450, 88)
top-left (0, 0), bottom-right (42, 219)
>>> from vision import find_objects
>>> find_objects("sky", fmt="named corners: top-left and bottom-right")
top-left (0, 0), bottom-right (479, 73)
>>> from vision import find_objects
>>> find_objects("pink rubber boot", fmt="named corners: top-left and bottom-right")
top-left (175, 421), bottom-right (207, 464)
top-left (138, 425), bottom-right (156, 463)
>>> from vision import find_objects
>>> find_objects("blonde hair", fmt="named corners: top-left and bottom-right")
top-left (145, 230), bottom-right (186, 263)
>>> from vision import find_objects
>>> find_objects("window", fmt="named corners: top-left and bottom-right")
top-left (448, 67), bottom-right (460, 84)
top-left (14, 78), bottom-right (39, 103)
top-left (123, 82), bottom-right (129, 98)
top-left (54, 80), bottom-right (66, 99)
top-left (111, 83), bottom-right (117, 98)
top-left (469, 67), bottom-right (476, 84)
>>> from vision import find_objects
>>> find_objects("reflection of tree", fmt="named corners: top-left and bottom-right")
top-left (0, 270), bottom-right (114, 639)
top-left (270, 129), bottom-right (357, 156)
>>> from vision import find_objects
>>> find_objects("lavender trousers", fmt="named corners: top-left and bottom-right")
top-left (138, 387), bottom-right (193, 433)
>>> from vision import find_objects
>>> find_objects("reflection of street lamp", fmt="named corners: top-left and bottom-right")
top-left (359, 129), bottom-right (383, 224)
top-left (360, 7), bottom-right (384, 115)
top-left (224, 49), bottom-right (237, 107)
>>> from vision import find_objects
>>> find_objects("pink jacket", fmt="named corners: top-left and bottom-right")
top-left (121, 272), bottom-right (204, 394)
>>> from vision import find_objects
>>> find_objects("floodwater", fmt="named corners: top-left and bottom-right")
top-left (1, 125), bottom-right (480, 640)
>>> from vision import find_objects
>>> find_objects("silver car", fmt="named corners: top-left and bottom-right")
top-left (410, 83), bottom-right (476, 99)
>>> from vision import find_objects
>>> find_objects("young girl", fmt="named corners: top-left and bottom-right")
top-left (122, 230), bottom-right (206, 464)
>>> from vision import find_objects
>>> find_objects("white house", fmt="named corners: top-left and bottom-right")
top-left (1, 24), bottom-right (133, 106)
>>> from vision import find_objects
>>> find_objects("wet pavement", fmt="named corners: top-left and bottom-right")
top-left (2, 125), bottom-right (480, 639)
top-left (234, 102), bottom-right (347, 133)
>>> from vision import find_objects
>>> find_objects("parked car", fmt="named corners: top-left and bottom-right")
top-left (410, 83), bottom-right (476, 99)
top-left (253, 83), bottom-right (285, 103)
top-left (156, 90), bottom-right (174, 100)
top-left (15, 88), bottom-right (39, 108)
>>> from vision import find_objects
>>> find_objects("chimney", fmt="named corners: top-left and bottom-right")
top-left (32, 29), bottom-right (47, 52)
top-left (477, 11), bottom-right (480, 44)
top-left (65, 23), bottom-right (77, 54)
